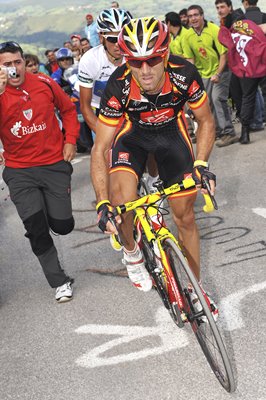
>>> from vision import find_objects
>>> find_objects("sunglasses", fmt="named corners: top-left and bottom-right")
top-left (103, 35), bottom-right (118, 44)
top-left (127, 56), bottom-right (164, 68)
top-left (59, 57), bottom-right (72, 61)
top-left (0, 41), bottom-right (22, 51)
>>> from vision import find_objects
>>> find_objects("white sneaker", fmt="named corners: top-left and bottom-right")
top-left (123, 246), bottom-right (152, 292)
top-left (189, 288), bottom-right (218, 322)
top-left (55, 281), bottom-right (73, 303)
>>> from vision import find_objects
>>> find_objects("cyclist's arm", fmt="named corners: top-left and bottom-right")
top-left (91, 119), bottom-right (116, 203)
top-left (192, 100), bottom-right (215, 162)
top-left (79, 86), bottom-right (98, 132)
top-left (192, 100), bottom-right (216, 194)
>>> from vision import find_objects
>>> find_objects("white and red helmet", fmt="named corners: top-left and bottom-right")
top-left (96, 8), bottom-right (132, 33)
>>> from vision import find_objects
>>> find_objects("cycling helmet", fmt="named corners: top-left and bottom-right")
top-left (118, 17), bottom-right (170, 58)
top-left (56, 48), bottom-right (73, 60)
top-left (96, 8), bottom-right (131, 33)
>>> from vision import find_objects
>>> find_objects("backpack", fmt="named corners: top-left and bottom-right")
top-left (218, 19), bottom-right (266, 78)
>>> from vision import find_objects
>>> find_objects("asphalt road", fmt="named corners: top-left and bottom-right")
top-left (1, 124), bottom-right (266, 400)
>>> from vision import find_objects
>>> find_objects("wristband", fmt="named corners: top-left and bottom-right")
top-left (96, 199), bottom-right (111, 211)
top-left (193, 160), bottom-right (209, 168)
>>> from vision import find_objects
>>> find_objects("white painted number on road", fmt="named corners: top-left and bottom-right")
top-left (252, 208), bottom-right (266, 219)
top-left (75, 281), bottom-right (266, 368)
top-left (75, 307), bottom-right (189, 368)
top-left (220, 281), bottom-right (266, 331)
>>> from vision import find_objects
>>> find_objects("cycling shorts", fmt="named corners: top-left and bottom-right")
top-left (109, 119), bottom-right (196, 190)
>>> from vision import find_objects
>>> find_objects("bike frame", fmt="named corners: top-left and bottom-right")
top-left (114, 177), bottom-right (214, 322)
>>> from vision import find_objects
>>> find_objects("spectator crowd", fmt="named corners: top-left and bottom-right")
top-left (20, 0), bottom-right (266, 152)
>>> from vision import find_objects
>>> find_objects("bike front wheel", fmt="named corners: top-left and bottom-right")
top-left (163, 238), bottom-right (236, 393)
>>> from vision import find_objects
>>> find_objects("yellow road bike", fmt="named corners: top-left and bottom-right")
top-left (111, 177), bottom-right (235, 392)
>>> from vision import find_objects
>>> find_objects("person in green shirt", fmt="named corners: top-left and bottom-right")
top-left (165, 11), bottom-right (188, 56)
top-left (165, 11), bottom-right (196, 139)
top-left (182, 4), bottom-right (238, 147)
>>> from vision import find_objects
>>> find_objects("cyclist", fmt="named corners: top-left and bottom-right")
top-left (91, 17), bottom-right (218, 317)
top-left (52, 48), bottom-right (75, 96)
top-left (78, 8), bottom-right (132, 135)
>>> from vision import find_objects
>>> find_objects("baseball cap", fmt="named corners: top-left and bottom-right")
top-left (70, 34), bottom-right (81, 40)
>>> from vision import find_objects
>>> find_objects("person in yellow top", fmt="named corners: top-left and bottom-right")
top-left (164, 11), bottom-right (197, 140)
top-left (165, 11), bottom-right (188, 57)
top-left (182, 4), bottom-right (237, 147)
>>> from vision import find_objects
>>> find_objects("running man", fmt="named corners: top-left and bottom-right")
top-left (0, 41), bottom-right (79, 302)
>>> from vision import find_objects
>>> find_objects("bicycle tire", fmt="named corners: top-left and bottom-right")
top-left (163, 238), bottom-right (236, 393)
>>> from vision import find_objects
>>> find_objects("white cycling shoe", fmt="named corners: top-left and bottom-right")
top-left (122, 245), bottom-right (152, 292)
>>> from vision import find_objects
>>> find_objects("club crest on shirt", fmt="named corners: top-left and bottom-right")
top-left (23, 109), bottom-right (33, 121)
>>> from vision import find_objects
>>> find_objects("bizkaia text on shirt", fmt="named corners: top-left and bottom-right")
top-left (11, 121), bottom-right (47, 138)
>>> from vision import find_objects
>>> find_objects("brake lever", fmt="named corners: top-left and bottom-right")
top-left (202, 176), bottom-right (218, 210)
top-left (109, 215), bottom-right (123, 245)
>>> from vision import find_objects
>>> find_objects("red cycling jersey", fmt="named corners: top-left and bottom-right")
top-left (0, 73), bottom-right (79, 168)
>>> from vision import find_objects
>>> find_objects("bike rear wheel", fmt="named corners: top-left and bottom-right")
top-left (163, 238), bottom-right (236, 393)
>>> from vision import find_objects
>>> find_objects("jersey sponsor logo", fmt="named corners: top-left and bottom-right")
top-left (101, 110), bottom-right (122, 118)
top-left (188, 81), bottom-right (200, 96)
top-left (173, 73), bottom-right (186, 82)
top-left (107, 96), bottom-right (122, 111)
top-left (23, 108), bottom-right (33, 121)
top-left (140, 108), bottom-right (174, 124)
top-left (118, 152), bottom-right (129, 162)
top-left (190, 90), bottom-right (205, 103)
top-left (10, 121), bottom-right (47, 138)
top-left (175, 82), bottom-right (188, 90)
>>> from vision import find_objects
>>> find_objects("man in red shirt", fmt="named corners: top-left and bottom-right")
top-left (0, 41), bottom-right (80, 303)
top-left (44, 49), bottom-right (59, 76)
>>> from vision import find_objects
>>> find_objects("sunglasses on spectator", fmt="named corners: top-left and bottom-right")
top-left (58, 57), bottom-right (72, 61)
top-left (103, 35), bottom-right (118, 44)
top-left (0, 41), bottom-right (22, 51)
top-left (127, 56), bottom-right (164, 68)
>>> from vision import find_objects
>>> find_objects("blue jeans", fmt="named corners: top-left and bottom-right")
top-left (251, 90), bottom-right (264, 129)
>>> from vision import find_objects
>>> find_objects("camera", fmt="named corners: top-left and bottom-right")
top-left (1, 66), bottom-right (17, 78)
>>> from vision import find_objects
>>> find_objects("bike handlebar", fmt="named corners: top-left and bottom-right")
top-left (113, 177), bottom-right (218, 216)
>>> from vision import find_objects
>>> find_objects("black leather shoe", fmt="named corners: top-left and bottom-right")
top-left (239, 126), bottom-right (250, 144)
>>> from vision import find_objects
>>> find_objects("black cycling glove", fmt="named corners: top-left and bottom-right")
top-left (192, 160), bottom-right (216, 188)
top-left (96, 200), bottom-right (115, 233)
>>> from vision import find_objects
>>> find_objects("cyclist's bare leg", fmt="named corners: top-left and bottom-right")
top-left (168, 192), bottom-right (200, 280)
top-left (109, 170), bottom-right (138, 251)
